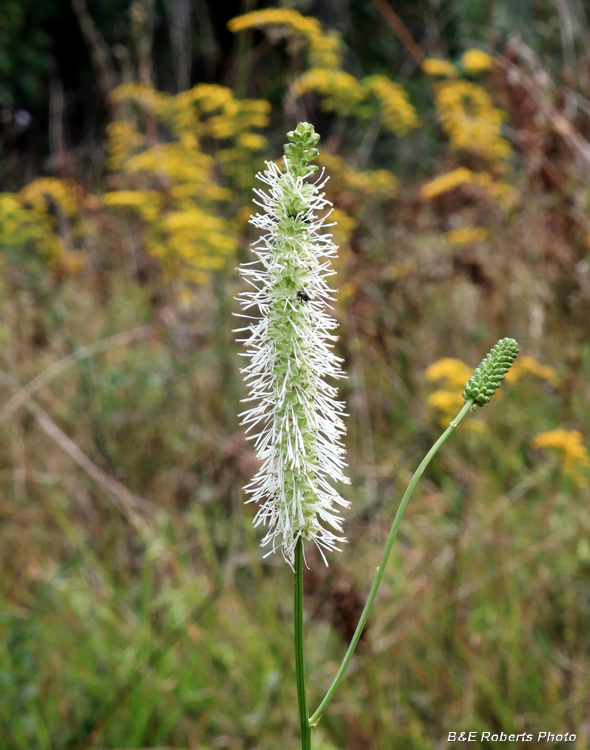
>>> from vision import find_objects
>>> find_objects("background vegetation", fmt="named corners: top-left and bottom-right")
top-left (1, 0), bottom-right (590, 747)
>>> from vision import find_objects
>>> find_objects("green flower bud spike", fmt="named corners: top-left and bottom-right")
top-left (462, 337), bottom-right (519, 408)
top-left (283, 122), bottom-right (320, 178)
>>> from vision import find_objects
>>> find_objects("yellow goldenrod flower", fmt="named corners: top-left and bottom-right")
top-left (363, 75), bottom-right (420, 136)
top-left (0, 194), bottom-right (62, 264)
top-left (461, 49), bottom-right (494, 74)
top-left (422, 58), bottom-right (458, 78)
top-left (434, 80), bottom-right (511, 160)
top-left (105, 121), bottom-right (144, 170)
top-left (104, 82), bottom-right (269, 285)
top-left (293, 70), bottom-right (419, 137)
top-left (328, 208), bottom-right (358, 246)
top-left (228, 8), bottom-right (343, 69)
top-left (426, 358), bottom-right (473, 427)
top-left (319, 153), bottom-right (398, 198)
top-left (103, 190), bottom-right (162, 222)
top-left (19, 177), bottom-right (83, 219)
top-left (5, 178), bottom-right (87, 270)
top-left (421, 168), bottom-right (519, 211)
top-left (427, 389), bottom-right (465, 413)
top-left (445, 227), bottom-right (488, 244)
top-left (531, 429), bottom-right (590, 487)
top-left (505, 355), bottom-right (561, 388)
top-left (426, 358), bottom-right (473, 390)
top-left (421, 167), bottom-right (473, 198)
top-left (293, 68), bottom-right (367, 116)
top-left (232, 10), bottom-right (419, 138)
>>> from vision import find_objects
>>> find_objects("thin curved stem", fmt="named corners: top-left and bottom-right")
top-left (310, 400), bottom-right (474, 727)
top-left (295, 538), bottom-right (312, 748)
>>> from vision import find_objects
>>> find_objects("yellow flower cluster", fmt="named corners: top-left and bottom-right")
top-left (104, 82), bottom-right (269, 284)
top-left (319, 152), bottom-right (398, 198)
top-left (505, 355), bottom-right (561, 388)
top-left (227, 8), bottom-right (343, 69)
top-left (421, 167), bottom-right (473, 197)
top-left (0, 194), bottom-right (58, 264)
top-left (445, 226), bottom-right (488, 245)
top-left (293, 68), bottom-right (419, 137)
top-left (425, 358), bottom-right (477, 427)
top-left (461, 49), bottom-right (494, 75)
top-left (19, 177), bottom-right (83, 220)
top-left (328, 208), bottom-right (358, 246)
top-left (0, 178), bottom-right (85, 272)
top-left (426, 358), bottom-right (473, 389)
top-left (434, 80), bottom-right (511, 160)
top-left (422, 58), bottom-right (458, 78)
top-left (293, 69), bottom-right (367, 116)
top-left (363, 75), bottom-right (421, 136)
top-left (105, 121), bottom-right (144, 171)
top-left (531, 429), bottom-right (590, 487)
top-left (421, 167), bottom-right (519, 211)
top-left (230, 9), bottom-right (418, 138)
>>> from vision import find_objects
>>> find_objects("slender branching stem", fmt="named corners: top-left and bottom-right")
top-left (309, 400), bottom-right (474, 726)
top-left (295, 537), bottom-right (312, 749)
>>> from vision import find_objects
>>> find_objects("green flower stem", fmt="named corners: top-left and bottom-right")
top-left (309, 399), bottom-right (474, 727)
top-left (295, 538), bottom-right (312, 749)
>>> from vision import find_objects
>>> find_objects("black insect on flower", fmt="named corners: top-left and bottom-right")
top-left (296, 290), bottom-right (311, 303)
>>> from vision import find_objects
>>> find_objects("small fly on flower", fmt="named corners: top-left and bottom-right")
top-left (296, 290), bottom-right (311, 303)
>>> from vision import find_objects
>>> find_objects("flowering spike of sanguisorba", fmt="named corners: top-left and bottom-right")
top-left (462, 337), bottom-right (519, 407)
top-left (235, 122), bottom-right (350, 567)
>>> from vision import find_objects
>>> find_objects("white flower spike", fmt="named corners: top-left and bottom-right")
top-left (235, 122), bottom-right (350, 568)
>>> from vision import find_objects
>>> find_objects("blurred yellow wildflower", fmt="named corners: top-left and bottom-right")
top-left (0, 183), bottom-right (83, 273)
top-left (231, 9), bottom-right (418, 138)
top-left (319, 153), bottom-right (398, 198)
top-left (425, 358), bottom-right (485, 428)
top-left (228, 8), bottom-right (343, 69)
top-left (19, 177), bottom-right (83, 219)
top-left (531, 429), bottom-right (590, 487)
top-left (106, 121), bottom-right (144, 170)
top-left (421, 167), bottom-right (519, 211)
top-left (505, 355), bottom-right (561, 388)
top-left (364, 75), bottom-right (420, 135)
top-left (102, 190), bottom-right (162, 222)
top-left (293, 69), bottom-right (367, 116)
top-left (426, 358), bottom-right (473, 390)
top-left (294, 69), bottom-right (419, 137)
top-left (423, 58), bottom-right (458, 78)
top-left (434, 80), bottom-right (511, 160)
top-left (328, 208), bottom-right (358, 246)
top-left (104, 82), bottom-right (269, 285)
top-left (0, 194), bottom-right (62, 264)
top-left (0, 178), bottom-right (87, 271)
top-left (445, 227), bottom-right (488, 245)
top-left (421, 167), bottom-right (473, 198)
top-left (461, 49), bottom-right (494, 74)
top-left (427, 389), bottom-right (465, 414)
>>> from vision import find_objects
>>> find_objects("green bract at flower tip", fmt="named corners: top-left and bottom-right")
top-left (284, 122), bottom-right (321, 178)
top-left (462, 337), bottom-right (519, 408)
